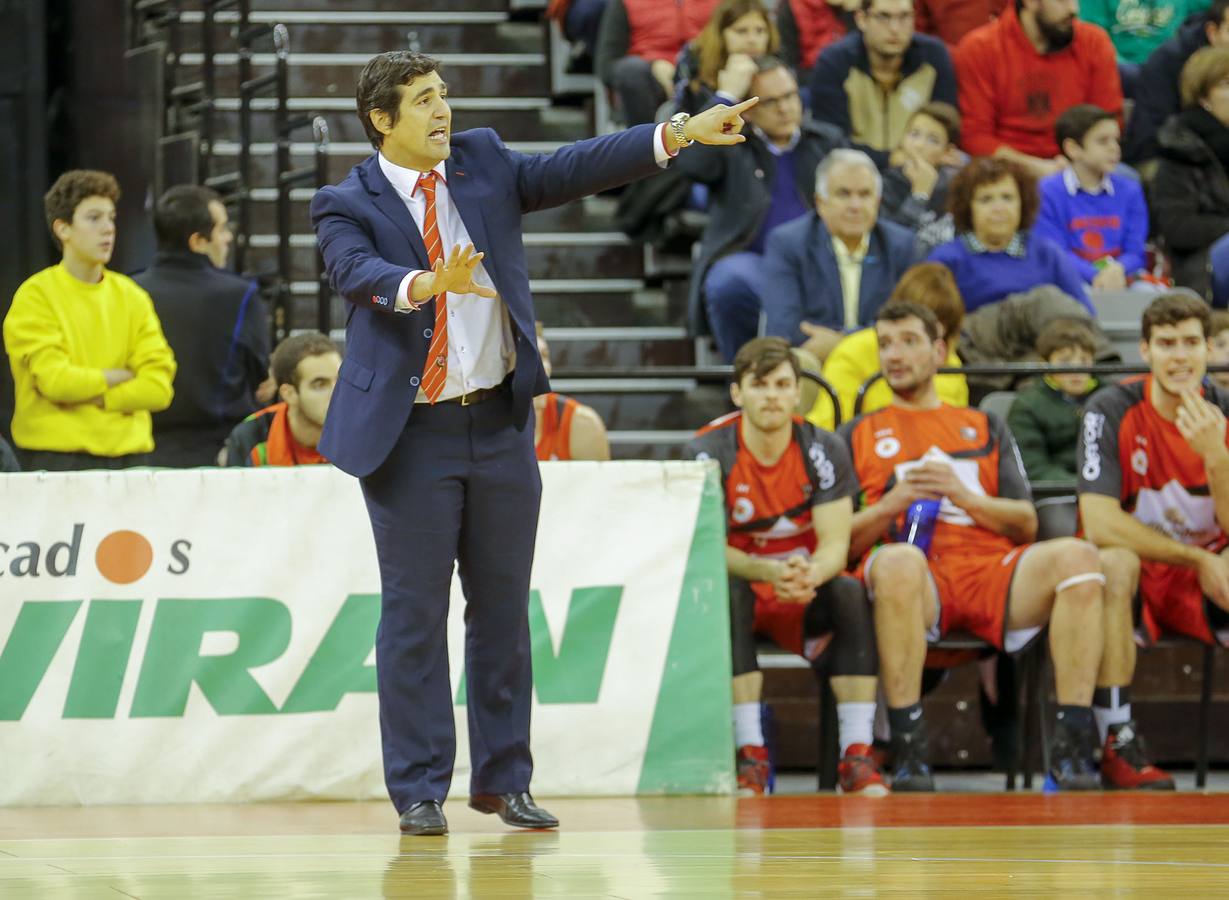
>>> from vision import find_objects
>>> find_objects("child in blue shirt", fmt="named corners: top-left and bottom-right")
top-left (1033, 104), bottom-right (1150, 293)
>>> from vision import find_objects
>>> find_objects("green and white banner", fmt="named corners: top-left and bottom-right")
top-left (0, 462), bottom-right (733, 805)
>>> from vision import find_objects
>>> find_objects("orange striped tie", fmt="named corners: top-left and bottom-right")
top-left (417, 171), bottom-right (448, 402)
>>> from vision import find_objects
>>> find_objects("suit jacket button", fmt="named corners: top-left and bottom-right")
top-left (409, 376), bottom-right (420, 387)
top-left (423, 328), bottom-right (432, 338)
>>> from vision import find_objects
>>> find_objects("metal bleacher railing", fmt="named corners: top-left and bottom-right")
top-left (128, 0), bottom-right (332, 343)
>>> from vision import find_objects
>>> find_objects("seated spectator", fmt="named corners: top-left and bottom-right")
top-left (547, 0), bottom-right (608, 72)
top-left (881, 101), bottom-right (964, 230)
top-left (842, 301), bottom-right (1117, 792)
top-left (928, 157), bottom-right (1091, 313)
top-left (534, 324), bottom-right (611, 460)
top-left (1124, 1), bottom-right (1229, 164)
top-left (0, 435), bottom-right (19, 472)
top-left (1006, 317), bottom-right (1098, 482)
top-left (915, 0), bottom-right (1010, 49)
top-left (809, 0), bottom-right (958, 167)
top-left (763, 149), bottom-right (918, 361)
top-left (1210, 309), bottom-right (1229, 388)
top-left (810, 261), bottom-right (968, 428)
top-left (1033, 104), bottom-right (1150, 293)
top-left (3, 170), bottom-right (175, 472)
top-left (221, 332), bottom-right (340, 467)
top-left (1081, 0), bottom-right (1207, 66)
top-left (674, 0), bottom-right (776, 116)
top-left (1076, 292), bottom-right (1229, 788)
top-left (778, 0), bottom-right (855, 77)
top-left (674, 57), bottom-right (848, 358)
top-left (596, 0), bottom-right (720, 124)
top-left (955, 0), bottom-right (1122, 178)
top-left (686, 336), bottom-right (884, 795)
top-left (1153, 46), bottom-right (1229, 300)
top-left (133, 184), bottom-right (272, 468)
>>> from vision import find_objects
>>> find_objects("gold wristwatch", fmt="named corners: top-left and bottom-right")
top-left (669, 112), bottom-right (693, 148)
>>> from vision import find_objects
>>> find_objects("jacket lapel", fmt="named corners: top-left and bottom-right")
top-left (445, 156), bottom-right (497, 283)
top-left (361, 156), bottom-right (430, 269)
top-left (857, 227), bottom-right (882, 324)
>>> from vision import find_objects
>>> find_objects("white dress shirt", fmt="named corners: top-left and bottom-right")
top-left (380, 125), bottom-right (675, 402)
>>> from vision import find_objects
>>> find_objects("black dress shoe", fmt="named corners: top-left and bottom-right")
top-left (399, 800), bottom-right (448, 836)
top-left (469, 791), bottom-right (559, 829)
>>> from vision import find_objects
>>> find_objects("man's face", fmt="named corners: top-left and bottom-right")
top-left (1142, 319), bottom-right (1209, 397)
top-left (1067, 118), bottom-right (1121, 178)
top-left (900, 113), bottom-right (950, 167)
top-left (745, 66), bottom-right (802, 143)
top-left (193, 200), bottom-right (233, 268)
top-left (282, 351), bottom-right (342, 428)
top-left (1029, 0), bottom-right (1079, 51)
top-left (969, 175), bottom-right (1022, 246)
top-left (1047, 345), bottom-right (1096, 396)
top-left (857, 0), bottom-right (916, 59)
top-left (730, 360), bottom-right (800, 433)
top-left (1210, 329), bottom-right (1229, 388)
top-left (56, 195), bottom-right (116, 266)
top-left (722, 11), bottom-right (771, 56)
top-left (877, 315), bottom-right (944, 396)
top-left (373, 71), bottom-right (452, 168)
top-left (816, 161), bottom-right (881, 244)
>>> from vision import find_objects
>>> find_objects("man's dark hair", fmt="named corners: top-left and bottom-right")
top-left (1055, 104), bottom-right (1116, 158)
top-left (153, 184), bottom-right (221, 253)
top-left (875, 301), bottom-right (942, 342)
top-left (752, 54), bottom-right (790, 75)
top-left (1211, 0), bottom-right (1229, 29)
top-left (947, 156), bottom-right (1039, 234)
top-left (1037, 317), bottom-right (1097, 359)
top-left (271, 332), bottom-right (341, 390)
top-left (1141, 291), bottom-right (1212, 342)
top-left (355, 51), bottom-right (442, 149)
top-left (732, 336), bottom-right (801, 384)
top-left (43, 170), bottom-right (120, 249)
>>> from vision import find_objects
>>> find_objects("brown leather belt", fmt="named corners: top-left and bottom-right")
top-left (437, 380), bottom-right (507, 406)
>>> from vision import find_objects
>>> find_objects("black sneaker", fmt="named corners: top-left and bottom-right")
top-left (891, 727), bottom-right (936, 792)
top-left (1045, 715), bottom-right (1100, 792)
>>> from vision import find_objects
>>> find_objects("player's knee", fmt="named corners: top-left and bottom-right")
top-left (1099, 546), bottom-right (1141, 584)
top-left (1049, 539), bottom-right (1104, 608)
top-left (870, 543), bottom-right (928, 589)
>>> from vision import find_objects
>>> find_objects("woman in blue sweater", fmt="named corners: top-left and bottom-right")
top-left (927, 157), bottom-right (1093, 315)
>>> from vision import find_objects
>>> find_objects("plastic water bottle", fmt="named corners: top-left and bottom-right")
top-left (903, 499), bottom-right (941, 556)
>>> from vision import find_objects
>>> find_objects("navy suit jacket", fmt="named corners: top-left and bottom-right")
top-left (311, 125), bottom-right (663, 477)
top-left (761, 213), bottom-right (918, 346)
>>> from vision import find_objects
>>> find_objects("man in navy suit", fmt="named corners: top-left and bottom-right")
top-left (762, 148), bottom-right (918, 361)
top-left (311, 50), bottom-right (755, 836)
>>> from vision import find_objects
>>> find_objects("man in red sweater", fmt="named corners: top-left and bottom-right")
top-left (954, 0), bottom-right (1121, 178)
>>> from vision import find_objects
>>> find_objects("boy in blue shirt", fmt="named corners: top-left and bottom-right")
top-left (1033, 104), bottom-right (1150, 294)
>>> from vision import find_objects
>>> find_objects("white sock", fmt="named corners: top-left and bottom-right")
top-left (733, 702), bottom-right (764, 748)
top-left (837, 702), bottom-right (876, 756)
top-left (1094, 698), bottom-right (1131, 744)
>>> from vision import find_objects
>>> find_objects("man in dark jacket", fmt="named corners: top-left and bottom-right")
top-left (1123, 0), bottom-right (1229, 165)
top-left (809, 0), bottom-right (957, 168)
top-left (762, 149), bottom-right (918, 359)
top-left (673, 57), bottom-right (848, 358)
top-left (133, 185), bottom-right (271, 467)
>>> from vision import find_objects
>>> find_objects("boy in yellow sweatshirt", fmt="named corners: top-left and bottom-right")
top-left (4, 170), bottom-right (175, 470)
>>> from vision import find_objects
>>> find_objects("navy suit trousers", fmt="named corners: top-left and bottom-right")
top-left (359, 389), bottom-right (541, 811)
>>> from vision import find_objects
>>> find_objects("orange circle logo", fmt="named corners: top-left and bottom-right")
top-left (95, 530), bottom-right (154, 584)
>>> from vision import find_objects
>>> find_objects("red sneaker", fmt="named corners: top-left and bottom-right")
top-left (1101, 721), bottom-right (1175, 790)
top-left (736, 744), bottom-right (772, 795)
top-left (838, 743), bottom-right (890, 796)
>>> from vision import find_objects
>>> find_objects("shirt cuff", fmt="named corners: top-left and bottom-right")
top-left (713, 92), bottom-right (738, 105)
top-left (395, 271), bottom-right (430, 312)
top-left (653, 123), bottom-right (677, 168)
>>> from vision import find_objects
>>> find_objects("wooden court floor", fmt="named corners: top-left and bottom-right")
top-left (2, 793), bottom-right (1228, 898)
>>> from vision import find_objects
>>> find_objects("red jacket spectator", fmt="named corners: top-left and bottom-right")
top-left (914, 0), bottom-right (1009, 49)
top-left (625, 0), bottom-right (720, 62)
top-left (779, 0), bottom-right (851, 73)
top-left (955, 4), bottom-right (1121, 159)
